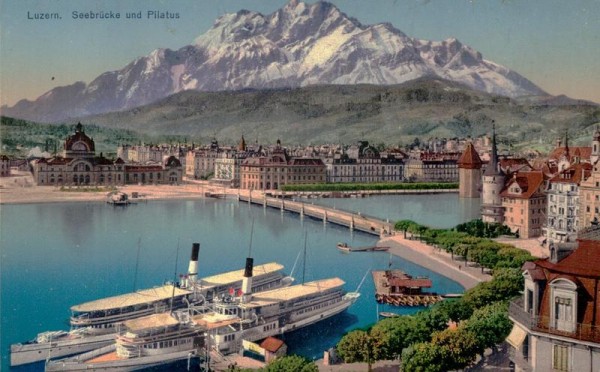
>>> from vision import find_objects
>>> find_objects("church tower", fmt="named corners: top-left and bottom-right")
top-left (591, 127), bottom-right (600, 164)
top-left (458, 142), bottom-right (482, 198)
top-left (481, 123), bottom-right (505, 223)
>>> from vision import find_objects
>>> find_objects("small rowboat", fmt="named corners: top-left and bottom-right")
top-left (379, 312), bottom-right (399, 318)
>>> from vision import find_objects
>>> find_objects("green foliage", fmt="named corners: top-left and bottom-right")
top-left (393, 220), bottom-right (535, 271)
top-left (464, 302), bottom-right (512, 351)
top-left (281, 182), bottom-right (458, 192)
top-left (430, 327), bottom-right (481, 370)
top-left (263, 355), bottom-right (318, 372)
top-left (462, 268), bottom-right (523, 309)
top-left (455, 219), bottom-right (514, 238)
top-left (336, 330), bottom-right (371, 363)
top-left (0, 116), bottom-right (190, 157)
top-left (369, 316), bottom-right (429, 360)
top-left (401, 343), bottom-right (445, 372)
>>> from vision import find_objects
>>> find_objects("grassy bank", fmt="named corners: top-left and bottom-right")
top-left (281, 182), bottom-right (458, 192)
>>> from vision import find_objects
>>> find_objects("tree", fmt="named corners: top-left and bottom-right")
top-left (395, 219), bottom-right (417, 238)
top-left (464, 302), bottom-right (512, 352)
top-left (401, 342), bottom-right (445, 372)
top-left (431, 327), bottom-right (481, 370)
top-left (370, 316), bottom-right (429, 360)
top-left (336, 330), bottom-right (371, 363)
top-left (264, 355), bottom-right (318, 372)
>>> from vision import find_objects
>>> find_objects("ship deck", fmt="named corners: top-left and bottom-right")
top-left (71, 285), bottom-right (192, 312)
top-left (198, 262), bottom-right (283, 288)
top-left (87, 351), bottom-right (123, 364)
top-left (242, 278), bottom-right (345, 308)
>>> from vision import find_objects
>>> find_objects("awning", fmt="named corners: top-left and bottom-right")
top-left (506, 324), bottom-right (527, 349)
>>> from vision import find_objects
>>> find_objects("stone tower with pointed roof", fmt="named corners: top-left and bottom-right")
top-left (591, 126), bottom-right (600, 164)
top-left (481, 123), bottom-right (506, 223)
top-left (458, 142), bottom-right (482, 198)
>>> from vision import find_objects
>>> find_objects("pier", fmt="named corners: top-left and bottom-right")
top-left (237, 193), bottom-right (394, 237)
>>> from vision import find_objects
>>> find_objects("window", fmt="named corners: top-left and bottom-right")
top-left (552, 344), bottom-right (569, 372)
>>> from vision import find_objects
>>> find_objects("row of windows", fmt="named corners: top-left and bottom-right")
top-left (143, 337), bottom-right (191, 349)
top-left (263, 323), bottom-right (277, 332)
top-left (295, 297), bottom-right (342, 315)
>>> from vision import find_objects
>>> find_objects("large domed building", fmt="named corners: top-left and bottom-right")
top-left (32, 123), bottom-right (182, 186)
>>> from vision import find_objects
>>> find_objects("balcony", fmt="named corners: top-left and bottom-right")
top-left (509, 298), bottom-right (600, 344)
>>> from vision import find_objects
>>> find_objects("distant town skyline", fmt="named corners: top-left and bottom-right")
top-left (1, 0), bottom-right (599, 108)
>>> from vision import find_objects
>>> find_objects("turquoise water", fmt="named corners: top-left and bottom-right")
top-left (308, 193), bottom-right (481, 229)
top-left (1, 197), bottom-right (468, 371)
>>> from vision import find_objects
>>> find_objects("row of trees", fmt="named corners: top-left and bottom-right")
top-left (395, 219), bottom-right (534, 272)
top-left (336, 219), bottom-right (532, 370)
top-left (281, 182), bottom-right (458, 192)
top-left (337, 268), bottom-right (522, 371)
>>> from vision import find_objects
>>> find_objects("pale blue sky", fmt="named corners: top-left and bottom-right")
top-left (1, 0), bottom-right (599, 107)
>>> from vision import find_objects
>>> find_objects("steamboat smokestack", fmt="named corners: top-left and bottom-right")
top-left (241, 257), bottom-right (253, 302)
top-left (187, 243), bottom-right (200, 284)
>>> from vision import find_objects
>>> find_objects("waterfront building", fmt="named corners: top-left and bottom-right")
top-left (324, 141), bottom-right (404, 183)
top-left (507, 226), bottom-right (600, 371)
top-left (32, 123), bottom-right (183, 186)
top-left (240, 141), bottom-right (326, 190)
top-left (481, 125), bottom-right (506, 223)
top-left (0, 155), bottom-right (10, 177)
top-left (404, 152), bottom-right (459, 182)
top-left (545, 163), bottom-right (592, 245)
top-left (500, 171), bottom-right (547, 238)
top-left (457, 142), bottom-right (482, 198)
top-left (185, 140), bottom-right (224, 180)
top-left (117, 143), bottom-right (187, 165)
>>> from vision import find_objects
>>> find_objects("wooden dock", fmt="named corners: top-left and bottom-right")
top-left (237, 194), bottom-right (394, 237)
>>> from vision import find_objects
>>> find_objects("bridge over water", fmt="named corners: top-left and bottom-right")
top-left (237, 193), bottom-right (395, 237)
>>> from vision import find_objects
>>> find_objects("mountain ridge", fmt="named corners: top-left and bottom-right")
top-left (3, 0), bottom-right (552, 123)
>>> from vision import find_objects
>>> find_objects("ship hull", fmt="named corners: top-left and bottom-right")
top-left (10, 333), bottom-right (115, 367)
top-left (45, 345), bottom-right (199, 372)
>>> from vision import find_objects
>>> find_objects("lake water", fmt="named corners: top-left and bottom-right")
top-left (1, 195), bottom-right (475, 371)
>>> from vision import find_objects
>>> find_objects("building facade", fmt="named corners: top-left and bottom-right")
top-left (324, 142), bottom-right (404, 183)
top-left (457, 142), bottom-right (482, 198)
top-left (501, 171), bottom-right (547, 238)
top-left (508, 230), bottom-right (600, 371)
top-left (545, 163), bottom-right (592, 244)
top-left (404, 152), bottom-right (459, 183)
top-left (185, 141), bottom-right (222, 180)
top-left (32, 123), bottom-right (182, 186)
top-left (240, 143), bottom-right (326, 190)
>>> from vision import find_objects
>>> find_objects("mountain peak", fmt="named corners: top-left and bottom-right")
top-left (5, 0), bottom-right (548, 123)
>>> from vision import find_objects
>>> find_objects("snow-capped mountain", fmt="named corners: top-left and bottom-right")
top-left (3, 0), bottom-right (546, 123)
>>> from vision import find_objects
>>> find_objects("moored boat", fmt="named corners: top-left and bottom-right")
top-left (10, 243), bottom-right (291, 367)
top-left (192, 258), bottom-right (360, 355)
top-left (45, 311), bottom-right (206, 371)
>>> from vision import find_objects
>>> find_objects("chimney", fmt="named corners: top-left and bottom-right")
top-left (241, 257), bottom-right (254, 302)
top-left (187, 243), bottom-right (200, 285)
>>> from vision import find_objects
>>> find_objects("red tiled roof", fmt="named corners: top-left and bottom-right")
top-left (549, 163), bottom-right (592, 184)
top-left (536, 239), bottom-right (600, 277)
top-left (548, 146), bottom-right (592, 162)
top-left (457, 143), bottom-right (482, 169)
top-left (500, 158), bottom-right (532, 173)
top-left (500, 171), bottom-right (545, 199)
top-left (260, 337), bottom-right (285, 353)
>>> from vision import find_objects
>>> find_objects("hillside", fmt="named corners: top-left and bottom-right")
top-left (79, 80), bottom-right (599, 148)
